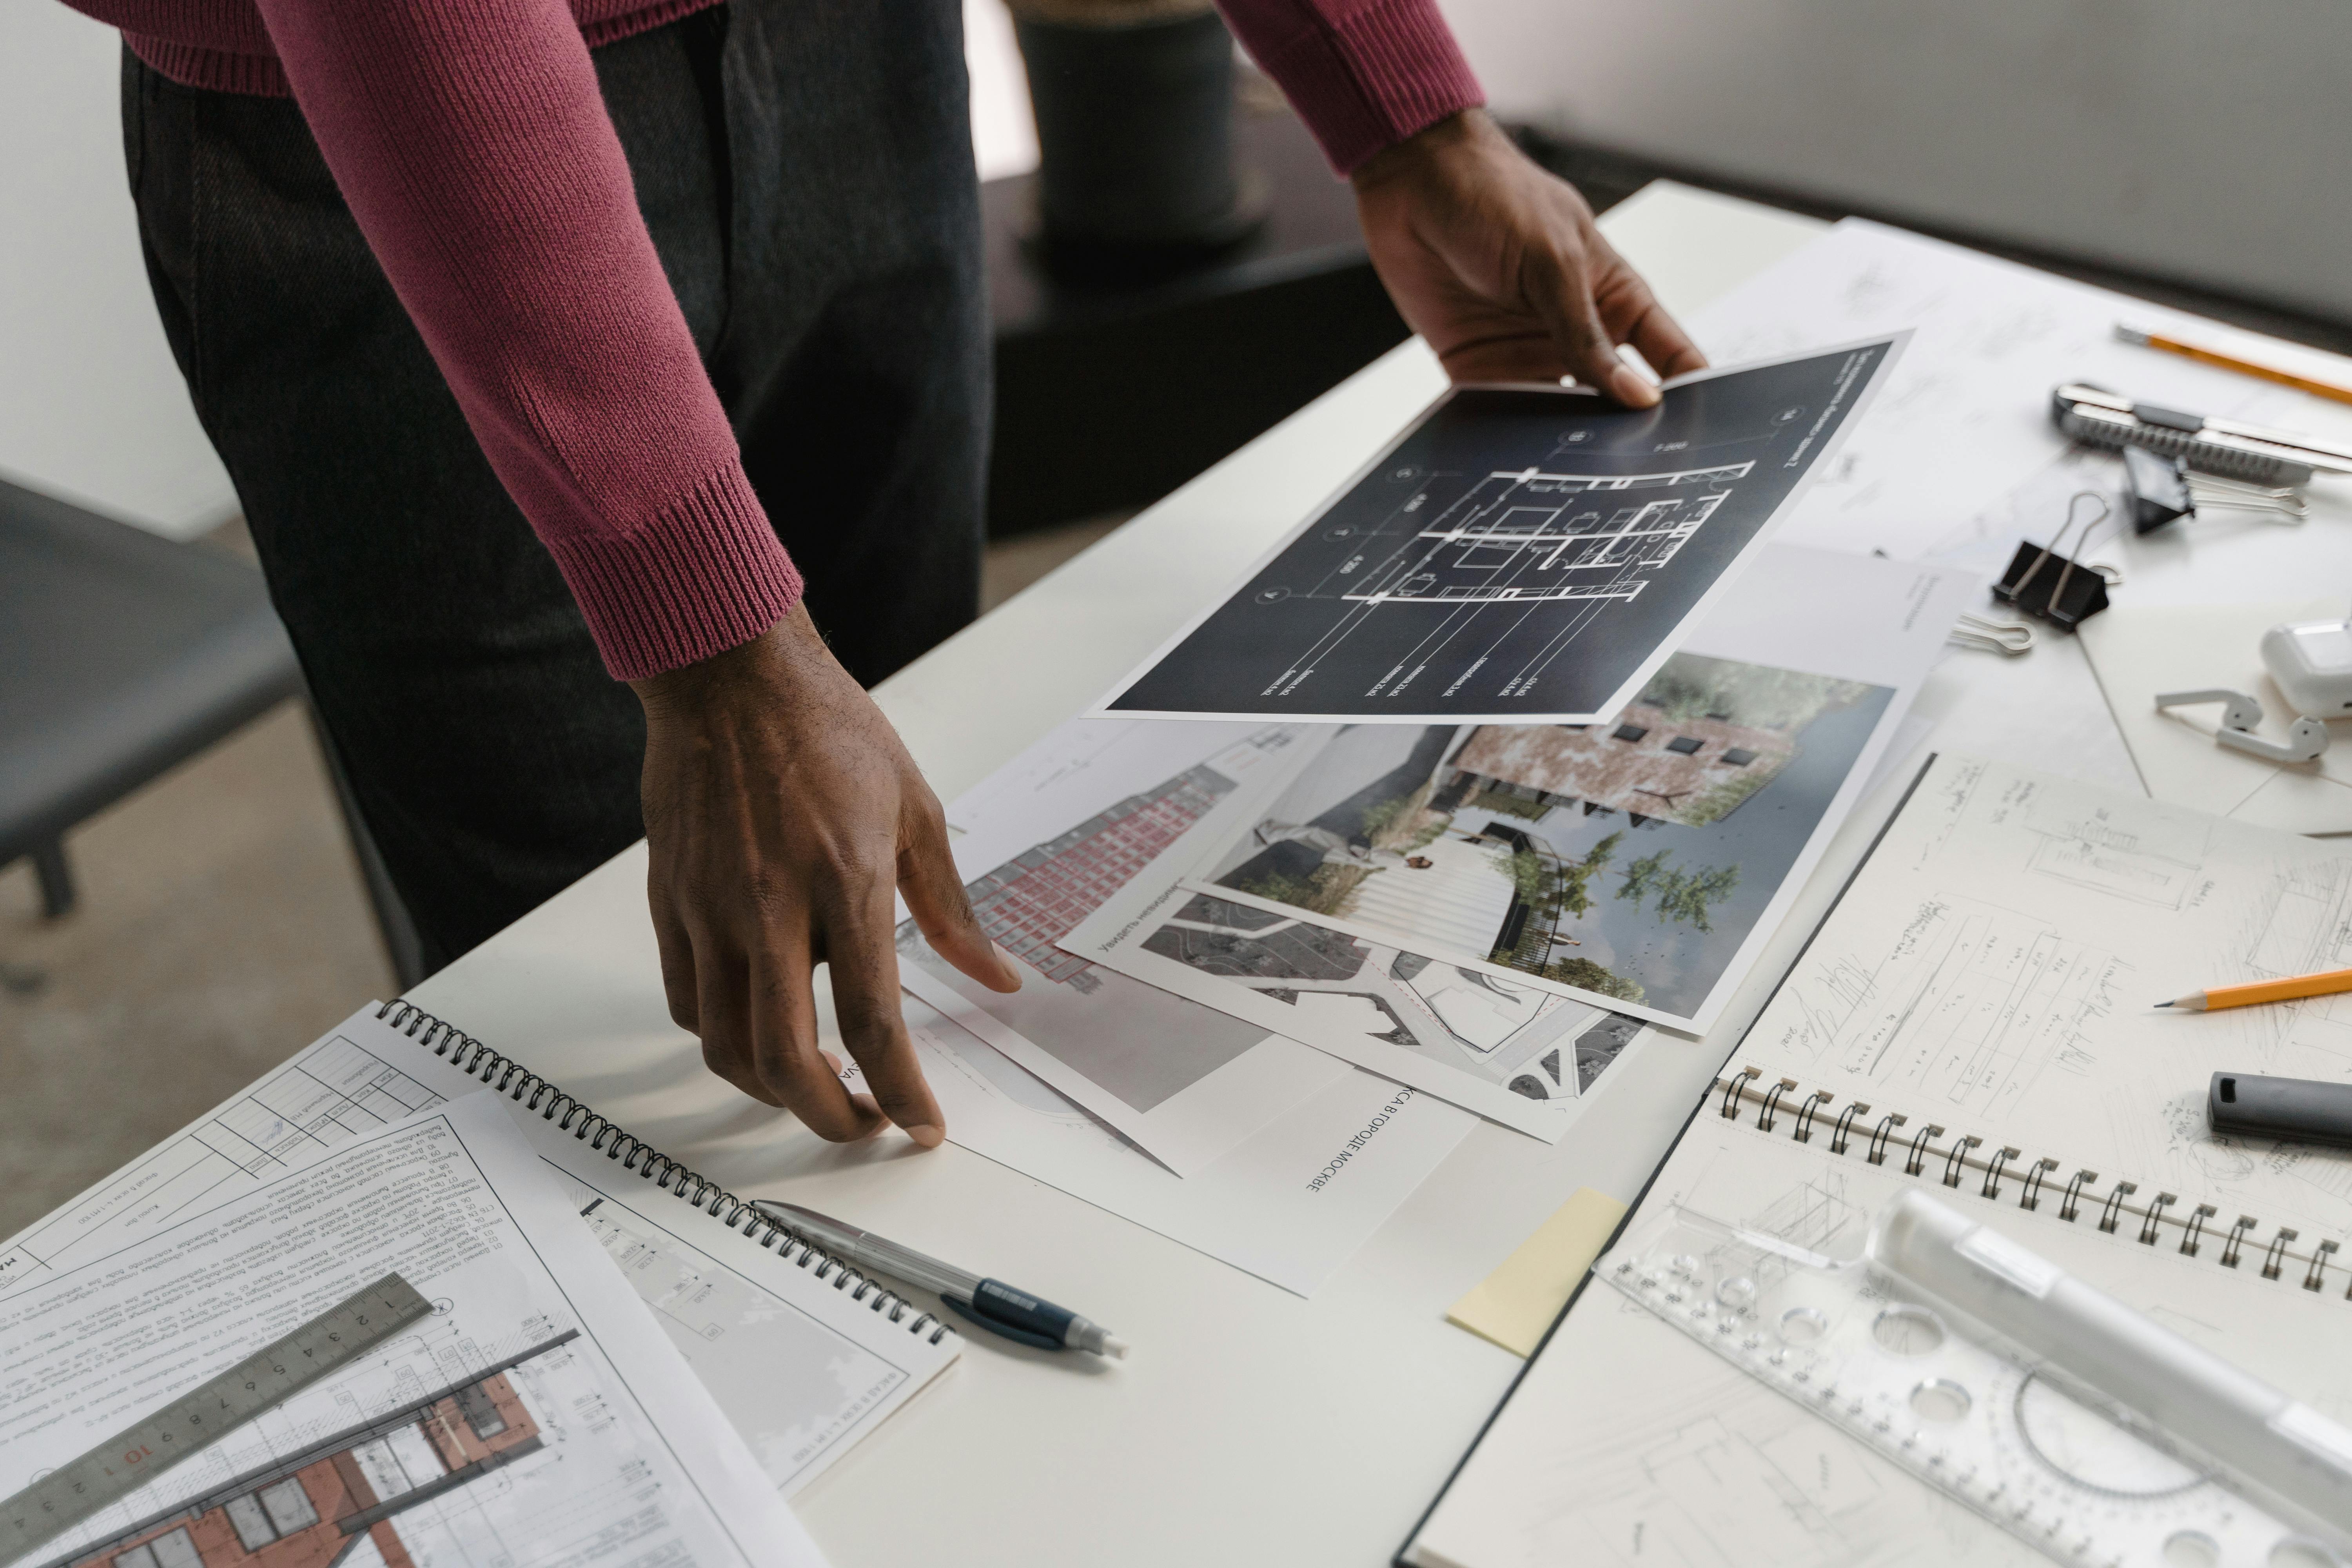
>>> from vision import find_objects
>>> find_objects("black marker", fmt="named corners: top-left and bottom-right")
top-left (2207, 1072), bottom-right (2352, 1149)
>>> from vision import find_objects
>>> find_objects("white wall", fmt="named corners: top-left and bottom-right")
top-left (1445, 0), bottom-right (2352, 323)
top-left (12, 0), bottom-right (2337, 543)
top-left (0, 0), bottom-right (235, 538)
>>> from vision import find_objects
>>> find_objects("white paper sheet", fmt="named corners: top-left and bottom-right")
top-left (898, 724), bottom-right (1351, 1175)
top-left (0, 1006), bottom-right (959, 1497)
top-left (2080, 598), bottom-right (2352, 835)
top-left (0, 1093), bottom-right (824, 1568)
top-left (856, 995), bottom-right (1474, 1296)
top-left (1141, 548), bottom-right (1974, 1036)
top-left (1687, 219), bottom-right (2352, 563)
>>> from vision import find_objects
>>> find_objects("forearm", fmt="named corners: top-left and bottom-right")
top-left (251, 0), bottom-right (801, 679)
top-left (1211, 0), bottom-right (1483, 174)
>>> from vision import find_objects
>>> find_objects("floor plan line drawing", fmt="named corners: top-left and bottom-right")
top-left (1330, 464), bottom-right (1749, 607)
top-left (0, 1038), bottom-right (445, 1298)
top-left (1100, 341), bottom-right (1902, 722)
top-left (1275, 465), bottom-right (1750, 707)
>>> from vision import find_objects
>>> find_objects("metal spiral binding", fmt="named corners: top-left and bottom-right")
top-left (375, 1000), bottom-right (953, 1346)
top-left (1710, 1068), bottom-right (2352, 1306)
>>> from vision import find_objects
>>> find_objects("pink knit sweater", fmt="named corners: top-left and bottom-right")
top-left (72, 0), bottom-right (1483, 679)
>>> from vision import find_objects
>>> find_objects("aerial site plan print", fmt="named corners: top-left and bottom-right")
top-left (1098, 337), bottom-right (1903, 726)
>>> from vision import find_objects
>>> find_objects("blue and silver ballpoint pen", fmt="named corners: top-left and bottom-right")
top-left (751, 1200), bottom-right (1129, 1359)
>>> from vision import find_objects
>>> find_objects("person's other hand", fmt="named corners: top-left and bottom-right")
top-left (630, 607), bottom-right (1021, 1145)
top-left (1352, 109), bottom-right (1708, 401)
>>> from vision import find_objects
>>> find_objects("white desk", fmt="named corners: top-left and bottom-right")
top-left (406, 181), bottom-right (2352, 1566)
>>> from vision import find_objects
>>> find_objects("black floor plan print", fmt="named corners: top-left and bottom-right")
top-left (1101, 339), bottom-right (1901, 722)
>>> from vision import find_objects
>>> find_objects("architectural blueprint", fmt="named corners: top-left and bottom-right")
top-left (0, 1007), bottom-right (957, 1497)
top-left (0, 1096), bottom-right (820, 1568)
top-left (1407, 756), bottom-right (2352, 1568)
top-left (1096, 339), bottom-right (1902, 725)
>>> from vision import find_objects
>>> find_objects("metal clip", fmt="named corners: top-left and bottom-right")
top-left (1993, 493), bottom-right (2118, 631)
top-left (1951, 613), bottom-right (2034, 656)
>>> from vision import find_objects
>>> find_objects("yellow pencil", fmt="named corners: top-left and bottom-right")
top-left (2118, 323), bottom-right (2352, 408)
top-left (2157, 965), bottom-right (2352, 1012)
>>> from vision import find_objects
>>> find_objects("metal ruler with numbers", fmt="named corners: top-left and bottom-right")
top-left (0, 1274), bottom-right (433, 1567)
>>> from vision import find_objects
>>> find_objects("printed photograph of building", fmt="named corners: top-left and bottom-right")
top-left (50, 1337), bottom-right (572, 1568)
top-left (1204, 653), bottom-right (1892, 1017)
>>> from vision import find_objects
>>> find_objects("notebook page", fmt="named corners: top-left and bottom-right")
top-left (0, 1005), bottom-right (958, 1496)
top-left (1730, 753), bottom-right (2352, 1261)
top-left (0, 1093), bottom-right (823, 1568)
top-left (1405, 756), bottom-right (2352, 1568)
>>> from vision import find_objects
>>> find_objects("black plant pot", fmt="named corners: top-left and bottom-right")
top-left (1014, 8), bottom-right (1268, 282)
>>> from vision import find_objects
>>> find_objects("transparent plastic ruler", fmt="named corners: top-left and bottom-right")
top-left (0, 1274), bottom-right (432, 1565)
top-left (1599, 1208), bottom-right (2344, 1568)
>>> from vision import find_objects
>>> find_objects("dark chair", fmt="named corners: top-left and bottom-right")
top-left (0, 475), bottom-right (423, 986)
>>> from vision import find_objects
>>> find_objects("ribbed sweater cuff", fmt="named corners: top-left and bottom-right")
top-left (1256, 0), bottom-right (1485, 175)
top-left (125, 32), bottom-right (291, 95)
top-left (540, 461), bottom-right (806, 682)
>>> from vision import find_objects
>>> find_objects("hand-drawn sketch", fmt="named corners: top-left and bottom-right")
top-left (1100, 341), bottom-right (1902, 725)
top-left (1771, 895), bottom-right (2127, 1121)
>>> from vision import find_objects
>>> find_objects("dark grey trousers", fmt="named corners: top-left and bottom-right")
top-left (122, 0), bottom-right (988, 972)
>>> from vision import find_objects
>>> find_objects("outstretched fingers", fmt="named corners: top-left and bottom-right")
top-left (750, 936), bottom-right (890, 1141)
top-left (824, 871), bottom-right (947, 1147)
top-left (898, 787), bottom-right (1023, 994)
top-left (1525, 242), bottom-right (1659, 408)
top-left (1594, 242), bottom-right (1708, 381)
top-left (650, 873), bottom-right (701, 1033)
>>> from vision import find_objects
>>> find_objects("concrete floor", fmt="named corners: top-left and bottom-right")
top-left (0, 512), bottom-right (1122, 1240)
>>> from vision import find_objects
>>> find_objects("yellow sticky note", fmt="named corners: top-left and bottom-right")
top-left (1446, 1187), bottom-right (1629, 1357)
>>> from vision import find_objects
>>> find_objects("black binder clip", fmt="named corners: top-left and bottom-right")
top-left (2122, 446), bottom-right (2307, 534)
top-left (1992, 493), bottom-right (2116, 632)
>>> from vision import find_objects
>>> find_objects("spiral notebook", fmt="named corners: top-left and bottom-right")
top-left (0, 1001), bottom-right (960, 1497)
top-left (1403, 753), bottom-right (2352, 1567)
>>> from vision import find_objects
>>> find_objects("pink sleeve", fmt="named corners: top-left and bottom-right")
top-left (250, 0), bottom-right (803, 682)
top-left (1214, 0), bottom-right (1485, 175)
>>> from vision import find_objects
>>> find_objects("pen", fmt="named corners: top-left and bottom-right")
top-left (2156, 964), bottom-right (2352, 1012)
top-left (751, 1200), bottom-right (1129, 1358)
top-left (2117, 322), bottom-right (2352, 408)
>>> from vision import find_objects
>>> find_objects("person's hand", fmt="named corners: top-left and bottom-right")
top-left (630, 607), bottom-right (1021, 1145)
top-left (1352, 109), bottom-right (1708, 402)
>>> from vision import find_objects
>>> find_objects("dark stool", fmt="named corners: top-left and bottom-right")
top-left (0, 476), bottom-right (423, 985)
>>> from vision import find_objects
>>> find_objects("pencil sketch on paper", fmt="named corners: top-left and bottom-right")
top-left (2022, 798), bottom-right (2212, 911)
top-left (1760, 894), bottom-right (2128, 1122)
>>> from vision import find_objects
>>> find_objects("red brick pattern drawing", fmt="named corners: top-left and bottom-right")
top-left (54, 1337), bottom-right (572, 1568)
top-left (965, 764), bottom-right (1236, 991)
